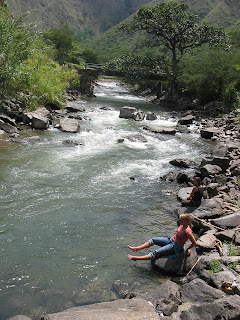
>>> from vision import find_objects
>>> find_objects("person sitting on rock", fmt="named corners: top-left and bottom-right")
top-left (182, 177), bottom-right (204, 207)
top-left (128, 214), bottom-right (196, 261)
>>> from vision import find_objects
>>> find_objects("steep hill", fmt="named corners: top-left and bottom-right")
top-left (90, 0), bottom-right (240, 61)
top-left (7, 0), bottom-right (152, 41)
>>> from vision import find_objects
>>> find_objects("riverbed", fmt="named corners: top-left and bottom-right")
top-left (0, 80), bottom-right (211, 319)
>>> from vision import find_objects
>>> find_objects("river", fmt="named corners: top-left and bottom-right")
top-left (0, 80), bottom-right (210, 319)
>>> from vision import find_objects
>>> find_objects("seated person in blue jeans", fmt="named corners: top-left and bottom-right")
top-left (128, 214), bottom-right (196, 261)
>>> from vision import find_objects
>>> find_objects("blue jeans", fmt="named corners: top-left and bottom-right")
top-left (148, 237), bottom-right (175, 260)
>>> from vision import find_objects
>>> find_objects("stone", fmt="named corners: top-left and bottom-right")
top-left (180, 278), bottom-right (225, 303)
top-left (119, 106), bottom-right (138, 119)
top-left (210, 270), bottom-right (237, 289)
top-left (62, 140), bottom-right (83, 146)
top-left (196, 233), bottom-right (218, 249)
top-left (0, 114), bottom-right (16, 126)
top-left (169, 159), bottom-right (191, 168)
top-left (210, 211), bottom-right (240, 229)
top-left (161, 171), bottom-right (178, 182)
top-left (31, 114), bottom-right (49, 130)
top-left (28, 136), bottom-right (41, 142)
top-left (0, 122), bottom-right (18, 134)
top-left (176, 173), bottom-right (191, 184)
top-left (133, 110), bottom-right (145, 121)
top-left (60, 119), bottom-right (80, 133)
top-left (200, 127), bottom-right (220, 139)
top-left (235, 231), bottom-right (240, 244)
top-left (7, 316), bottom-right (32, 320)
top-left (177, 115), bottom-right (195, 125)
top-left (143, 125), bottom-right (176, 135)
top-left (200, 157), bottom-right (230, 172)
top-left (176, 295), bottom-right (240, 320)
top-left (206, 183), bottom-right (219, 198)
top-left (212, 142), bottom-right (228, 157)
top-left (42, 298), bottom-right (159, 320)
top-left (215, 229), bottom-right (235, 242)
top-left (35, 106), bottom-right (52, 119)
top-left (229, 159), bottom-right (240, 176)
top-left (200, 164), bottom-right (222, 178)
top-left (177, 187), bottom-right (193, 201)
top-left (153, 247), bottom-right (198, 275)
top-left (22, 112), bottom-right (33, 124)
top-left (146, 112), bottom-right (157, 120)
top-left (65, 104), bottom-right (85, 113)
top-left (125, 135), bottom-right (147, 143)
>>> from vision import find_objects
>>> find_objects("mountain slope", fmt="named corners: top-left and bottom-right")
top-left (7, 0), bottom-right (152, 41)
top-left (90, 0), bottom-right (240, 61)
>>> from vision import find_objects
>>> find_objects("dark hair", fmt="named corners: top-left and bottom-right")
top-left (194, 177), bottom-right (201, 186)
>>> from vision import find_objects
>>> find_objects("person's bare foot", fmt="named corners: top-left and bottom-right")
top-left (128, 245), bottom-right (138, 253)
top-left (128, 254), bottom-right (137, 260)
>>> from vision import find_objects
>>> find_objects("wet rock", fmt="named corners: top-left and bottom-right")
top-left (133, 110), bottom-right (145, 121)
top-left (7, 316), bottom-right (32, 320)
top-left (200, 157), bottom-right (230, 172)
top-left (60, 119), bottom-right (80, 133)
top-left (176, 173), bottom-right (192, 184)
top-left (119, 106), bottom-right (138, 119)
top-left (177, 187), bottom-right (193, 201)
top-left (177, 115), bottom-right (195, 125)
top-left (153, 247), bottom-right (198, 275)
top-left (117, 138), bottom-right (124, 143)
top-left (200, 127), bottom-right (220, 139)
top-left (143, 125), bottom-right (176, 135)
top-left (62, 140), bottom-right (83, 146)
top-left (180, 278), bottom-right (225, 303)
top-left (42, 298), bottom-right (159, 320)
top-left (0, 114), bottom-right (16, 126)
top-left (146, 112), bottom-right (157, 120)
top-left (28, 136), bottom-right (41, 142)
top-left (210, 270), bottom-right (237, 289)
top-left (210, 211), bottom-right (240, 229)
top-left (65, 105), bottom-right (85, 113)
top-left (125, 134), bottom-right (147, 143)
top-left (206, 183), bottom-right (219, 198)
top-left (161, 171), bottom-right (178, 182)
top-left (200, 164), bottom-right (222, 178)
top-left (0, 122), bottom-right (19, 134)
top-left (169, 159), bottom-right (191, 168)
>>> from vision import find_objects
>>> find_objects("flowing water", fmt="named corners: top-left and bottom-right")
top-left (0, 80), bottom-right (210, 319)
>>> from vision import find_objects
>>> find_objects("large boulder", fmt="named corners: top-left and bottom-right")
top-left (143, 125), bottom-right (176, 135)
top-left (31, 114), bottom-right (49, 130)
top-left (200, 164), bottom-right (222, 178)
top-left (229, 159), bottom-right (240, 176)
top-left (133, 110), bottom-right (145, 121)
top-left (200, 157), bottom-right (230, 172)
top-left (169, 159), bottom-right (191, 168)
top-left (177, 115), bottom-right (195, 125)
top-left (0, 114), bottom-right (16, 126)
top-left (42, 298), bottom-right (159, 320)
top-left (119, 106), bottom-right (138, 119)
top-left (179, 278), bottom-right (225, 303)
top-left (196, 232), bottom-right (218, 250)
top-left (146, 112), bottom-right (157, 120)
top-left (0, 121), bottom-right (18, 134)
top-left (65, 104), bottom-right (85, 113)
top-left (210, 270), bottom-right (238, 290)
top-left (177, 187), bottom-right (193, 201)
top-left (60, 119), bottom-right (80, 133)
top-left (153, 247), bottom-right (198, 275)
top-left (210, 211), bottom-right (240, 229)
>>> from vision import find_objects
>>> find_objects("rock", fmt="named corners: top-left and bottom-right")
top-left (196, 233), bottom-right (218, 249)
top-left (212, 142), bottom-right (228, 157)
top-left (161, 171), bottom-right (178, 182)
top-left (200, 164), bottom-right (222, 178)
top-left (65, 104), bottom-right (85, 113)
top-left (35, 106), bottom-right (52, 119)
top-left (180, 278), bottom-right (225, 303)
top-left (210, 211), bottom-right (240, 229)
top-left (62, 140), bottom-right (83, 146)
top-left (169, 159), bottom-right (191, 168)
top-left (215, 229), bottom-right (235, 242)
top-left (153, 247), bottom-right (198, 275)
top-left (42, 298), bottom-right (159, 320)
top-left (210, 270), bottom-right (237, 289)
top-left (119, 106), bottom-right (138, 119)
top-left (117, 138), bottom-right (124, 143)
top-left (177, 187), bottom-right (193, 201)
top-left (31, 114), bottom-right (49, 130)
top-left (176, 295), bottom-right (240, 320)
top-left (133, 110), bottom-right (145, 121)
top-left (200, 157), bottom-right (230, 172)
top-left (176, 173), bottom-right (191, 184)
top-left (28, 136), bottom-right (41, 142)
top-left (60, 119), bottom-right (80, 133)
top-left (143, 125), bottom-right (176, 135)
top-left (206, 183), bottom-right (219, 198)
top-left (0, 122), bottom-right (18, 134)
top-left (22, 112), bottom-right (33, 124)
top-left (235, 231), bottom-right (240, 244)
top-left (125, 134), bottom-right (147, 143)
top-left (177, 115), bottom-right (195, 125)
top-left (229, 159), bottom-right (240, 176)
top-left (200, 127), bottom-right (220, 139)
top-left (0, 114), bottom-right (16, 126)
top-left (146, 112), bottom-right (157, 120)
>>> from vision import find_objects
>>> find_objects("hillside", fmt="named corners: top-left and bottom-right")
top-left (7, 0), bottom-right (152, 41)
top-left (90, 0), bottom-right (240, 61)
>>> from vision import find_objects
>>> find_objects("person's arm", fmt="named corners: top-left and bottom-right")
top-left (187, 186), bottom-right (197, 200)
top-left (186, 232), bottom-right (197, 255)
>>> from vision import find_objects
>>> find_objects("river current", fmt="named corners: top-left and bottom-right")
top-left (0, 81), bottom-right (210, 319)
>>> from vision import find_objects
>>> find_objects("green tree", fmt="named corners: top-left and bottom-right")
top-left (121, 2), bottom-right (228, 94)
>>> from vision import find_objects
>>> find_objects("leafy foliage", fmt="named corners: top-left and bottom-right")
top-left (209, 259), bottom-right (220, 273)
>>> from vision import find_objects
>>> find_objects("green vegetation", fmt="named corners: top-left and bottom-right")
top-left (228, 241), bottom-right (240, 256)
top-left (227, 261), bottom-right (239, 271)
top-left (209, 259), bottom-right (220, 273)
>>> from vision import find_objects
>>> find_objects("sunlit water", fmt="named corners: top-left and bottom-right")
top-left (0, 80), bottom-right (210, 319)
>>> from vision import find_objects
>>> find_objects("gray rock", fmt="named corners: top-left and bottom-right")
top-left (180, 278), bottom-right (225, 303)
top-left (229, 159), bottom-right (240, 176)
top-left (176, 173), bottom-right (191, 184)
top-left (200, 164), bottom-right (222, 178)
top-left (191, 198), bottom-right (223, 224)
top-left (235, 231), bottom-right (240, 244)
top-left (212, 142), bottom-right (228, 157)
top-left (133, 110), bottom-right (145, 121)
top-left (7, 316), bottom-right (32, 320)
top-left (196, 233), bottom-right (218, 249)
top-left (215, 229), bottom-right (235, 242)
top-left (65, 105), bottom-right (85, 113)
top-left (143, 125), bottom-right (176, 135)
top-left (206, 183), bottom-right (219, 198)
top-left (125, 134), bottom-right (147, 143)
top-left (0, 122), bottom-right (18, 134)
top-left (161, 171), bottom-right (178, 182)
top-left (210, 211), bottom-right (240, 229)
top-left (200, 157), bottom-right (230, 172)
top-left (35, 106), bottom-right (52, 119)
top-left (22, 112), bottom-right (33, 124)
top-left (177, 295), bottom-right (240, 320)
top-left (210, 270), bottom-right (237, 289)
top-left (146, 112), bottom-right (157, 120)
top-left (42, 298), bottom-right (159, 320)
top-left (178, 115), bottom-right (195, 125)
top-left (0, 114), bottom-right (16, 126)
top-left (31, 114), bottom-right (49, 130)
top-left (200, 127), bottom-right (220, 139)
top-left (177, 187), bottom-right (193, 201)
top-left (119, 106), bottom-right (138, 119)
top-left (153, 247), bottom-right (198, 275)
top-left (60, 119), bottom-right (80, 133)
top-left (169, 159), bottom-right (191, 168)
top-left (62, 140), bottom-right (83, 146)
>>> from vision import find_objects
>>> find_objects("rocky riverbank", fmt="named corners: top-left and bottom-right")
top-left (2, 97), bottom-right (240, 320)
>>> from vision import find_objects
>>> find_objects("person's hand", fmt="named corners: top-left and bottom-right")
top-left (186, 248), bottom-right (191, 255)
